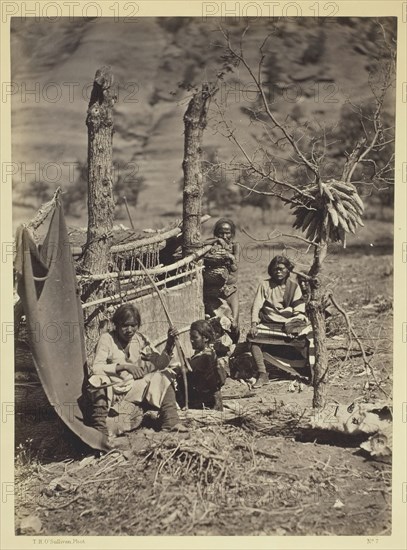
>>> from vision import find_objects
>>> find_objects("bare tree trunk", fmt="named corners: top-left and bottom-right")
top-left (307, 241), bottom-right (329, 409)
top-left (81, 66), bottom-right (116, 357)
top-left (182, 84), bottom-right (215, 256)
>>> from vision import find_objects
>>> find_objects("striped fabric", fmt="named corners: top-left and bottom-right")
top-left (247, 322), bottom-right (315, 381)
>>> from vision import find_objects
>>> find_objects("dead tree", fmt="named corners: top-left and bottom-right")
top-left (182, 84), bottom-right (217, 256)
top-left (81, 66), bottom-right (116, 355)
top-left (217, 22), bottom-right (395, 408)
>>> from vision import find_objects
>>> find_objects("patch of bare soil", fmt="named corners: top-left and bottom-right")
top-left (14, 391), bottom-right (391, 536)
top-left (14, 225), bottom-right (393, 536)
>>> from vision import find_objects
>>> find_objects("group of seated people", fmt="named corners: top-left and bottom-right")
top-left (87, 218), bottom-right (313, 442)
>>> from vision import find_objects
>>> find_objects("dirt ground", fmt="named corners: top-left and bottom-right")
top-left (14, 218), bottom-right (393, 537)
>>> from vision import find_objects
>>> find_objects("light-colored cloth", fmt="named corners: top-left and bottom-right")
top-left (251, 277), bottom-right (306, 324)
top-left (89, 331), bottom-right (173, 409)
top-left (213, 333), bottom-right (235, 374)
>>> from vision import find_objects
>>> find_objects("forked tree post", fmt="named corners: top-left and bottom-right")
top-left (81, 66), bottom-right (116, 355)
top-left (307, 242), bottom-right (329, 409)
top-left (182, 84), bottom-right (216, 256)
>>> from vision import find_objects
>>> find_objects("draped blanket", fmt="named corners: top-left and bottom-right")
top-left (15, 202), bottom-right (109, 451)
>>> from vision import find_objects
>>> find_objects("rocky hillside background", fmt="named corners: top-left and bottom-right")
top-left (11, 16), bottom-right (396, 231)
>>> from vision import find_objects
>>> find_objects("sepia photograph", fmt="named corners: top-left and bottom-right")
top-left (1, 3), bottom-right (406, 545)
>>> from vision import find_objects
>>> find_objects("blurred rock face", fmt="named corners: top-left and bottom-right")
top-left (10, 17), bottom-right (396, 229)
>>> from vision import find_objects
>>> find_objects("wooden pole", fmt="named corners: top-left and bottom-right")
top-left (82, 268), bottom-right (200, 309)
top-left (72, 214), bottom-right (211, 257)
top-left (182, 84), bottom-right (217, 256)
top-left (138, 258), bottom-right (192, 410)
top-left (123, 196), bottom-right (135, 229)
top-left (80, 66), bottom-right (116, 357)
top-left (306, 241), bottom-right (329, 409)
top-left (77, 243), bottom-right (212, 282)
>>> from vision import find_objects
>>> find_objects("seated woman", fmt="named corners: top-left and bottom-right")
top-left (88, 304), bottom-right (186, 437)
top-left (203, 218), bottom-right (240, 336)
top-left (176, 320), bottom-right (227, 411)
top-left (248, 255), bottom-right (310, 388)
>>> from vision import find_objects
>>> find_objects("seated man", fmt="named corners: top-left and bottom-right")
top-left (247, 255), bottom-right (314, 388)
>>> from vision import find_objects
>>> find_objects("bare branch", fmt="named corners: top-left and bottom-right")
top-left (345, 58), bottom-right (395, 182)
top-left (219, 26), bottom-right (320, 180)
top-left (342, 138), bottom-right (367, 181)
top-left (240, 225), bottom-right (318, 249)
top-left (329, 292), bottom-right (389, 398)
top-left (279, 232), bottom-right (319, 248)
top-left (214, 100), bottom-right (316, 200)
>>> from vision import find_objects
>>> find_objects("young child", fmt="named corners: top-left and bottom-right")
top-left (176, 320), bottom-right (227, 411)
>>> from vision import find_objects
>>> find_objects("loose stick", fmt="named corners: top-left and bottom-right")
top-left (329, 292), bottom-right (388, 398)
top-left (154, 325), bottom-right (191, 347)
top-left (328, 292), bottom-right (370, 368)
top-left (138, 258), bottom-right (191, 410)
top-left (88, 380), bottom-right (125, 392)
top-left (122, 196), bottom-right (135, 230)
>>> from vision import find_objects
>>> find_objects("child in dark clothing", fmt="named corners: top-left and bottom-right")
top-left (176, 320), bottom-right (226, 411)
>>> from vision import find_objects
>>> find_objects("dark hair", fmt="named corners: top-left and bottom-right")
top-left (208, 316), bottom-right (223, 338)
top-left (112, 304), bottom-right (141, 328)
top-left (190, 320), bottom-right (215, 343)
top-left (213, 218), bottom-right (236, 238)
top-left (267, 255), bottom-right (295, 278)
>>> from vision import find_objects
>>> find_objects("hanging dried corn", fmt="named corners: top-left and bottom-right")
top-left (290, 179), bottom-right (364, 248)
